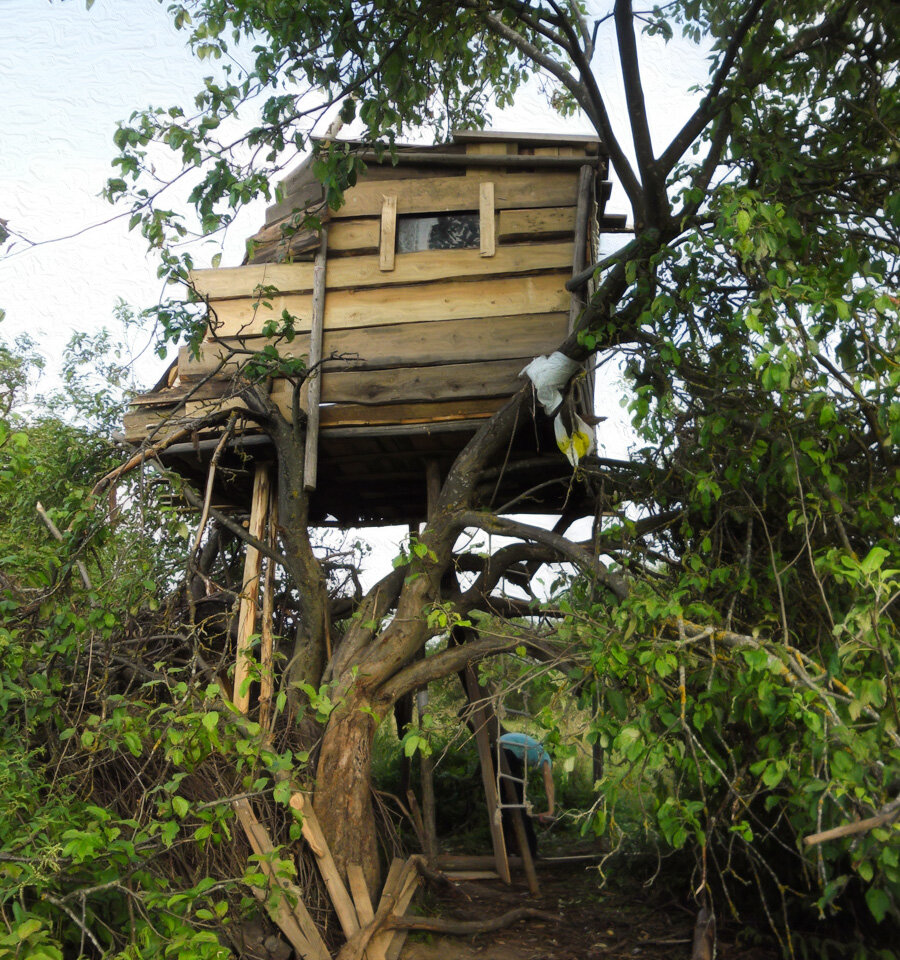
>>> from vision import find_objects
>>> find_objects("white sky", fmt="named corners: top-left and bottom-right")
top-left (1, 0), bottom-right (710, 560)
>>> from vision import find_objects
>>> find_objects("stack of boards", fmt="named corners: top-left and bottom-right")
top-left (124, 131), bottom-right (624, 524)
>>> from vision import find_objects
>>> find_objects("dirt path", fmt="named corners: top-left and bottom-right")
top-left (399, 857), bottom-right (779, 960)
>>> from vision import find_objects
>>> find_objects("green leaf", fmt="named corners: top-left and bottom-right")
top-left (865, 887), bottom-right (890, 923)
top-left (172, 795), bottom-right (190, 818)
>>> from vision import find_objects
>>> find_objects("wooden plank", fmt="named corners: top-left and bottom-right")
top-left (191, 241), bottom-right (574, 300)
top-left (379, 195), bottom-right (397, 271)
top-left (303, 234), bottom-right (328, 491)
top-left (280, 358), bottom-right (528, 408)
top-left (210, 272), bottom-right (570, 338)
top-left (382, 871), bottom-right (422, 960)
top-left (347, 863), bottom-right (375, 926)
top-left (479, 182), bottom-right (495, 258)
top-left (288, 792), bottom-right (360, 939)
top-left (443, 870), bottom-right (501, 880)
top-left (232, 798), bottom-right (330, 960)
top-left (178, 313), bottom-right (569, 382)
top-left (329, 171), bottom-right (579, 220)
top-left (317, 398), bottom-right (503, 429)
top-left (498, 206), bottom-right (576, 241)
top-left (453, 130), bottom-right (600, 149)
top-left (234, 464), bottom-right (270, 715)
top-left (368, 864), bottom-right (421, 960)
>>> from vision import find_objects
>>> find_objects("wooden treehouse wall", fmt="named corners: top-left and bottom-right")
top-left (124, 133), bottom-right (624, 524)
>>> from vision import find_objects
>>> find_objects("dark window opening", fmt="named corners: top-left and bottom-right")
top-left (396, 213), bottom-right (480, 253)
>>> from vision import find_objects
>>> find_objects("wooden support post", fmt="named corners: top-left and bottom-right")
top-left (258, 482), bottom-right (278, 740)
top-left (462, 666), bottom-right (511, 885)
top-left (234, 464), bottom-right (270, 714)
top-left (416, 460), bottom-right (442, 864)
top-left (416, 688), bottom-right (438, 864)
top-left (479, 181), bottom-right (495, 257)
top-left (232, 798), bottom-right (330, 960)
top-left (568, 164), bottom-right (595, 333)
top-left (303, 229), bottom-right (328, 492)
top-left (289, 791), bottom-right (361, 940)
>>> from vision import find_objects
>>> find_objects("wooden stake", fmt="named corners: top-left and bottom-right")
top-left (234, 464), bottom-right (270, 715)
top-left (303, 230), bottom-right (328, 491)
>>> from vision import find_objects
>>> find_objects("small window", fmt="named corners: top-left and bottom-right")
top-left (396, 213), bottom-right (480, 253)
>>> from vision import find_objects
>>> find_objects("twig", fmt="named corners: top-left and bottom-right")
top-left (803, 796), bottom-right (900, 846)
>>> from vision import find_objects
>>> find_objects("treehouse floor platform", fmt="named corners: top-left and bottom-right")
top-left (156, 413), bottom-right (591, 526)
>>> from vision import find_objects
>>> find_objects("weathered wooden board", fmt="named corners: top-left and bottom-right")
top-left (269, 171), bottom-right (579, 222)
top-left (251, 205), bottom-right (585, 263)
top-left (178, 313), bottom-right (569, 381)
top-left (123, 395), bottom-right (250, 443)
top-left (317, 358), bottom-right (527, 406)
top-left (209, 272), bottom-right (570, 338)
top-left (277, 392), bottom-right (505, 428)
top-left (498, 206), bottom-right (576, 240)
top-left (192, 242), bottom-right (574, 300)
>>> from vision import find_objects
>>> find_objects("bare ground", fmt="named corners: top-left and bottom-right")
top-left (399, 852), bottom-right (780, 960)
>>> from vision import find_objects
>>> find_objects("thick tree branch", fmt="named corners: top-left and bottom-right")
top-left (457, 511), bottom-right (629, 600)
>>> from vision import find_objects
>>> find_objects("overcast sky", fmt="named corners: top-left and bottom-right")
top-left (0, 0), bottom-right (711, 568)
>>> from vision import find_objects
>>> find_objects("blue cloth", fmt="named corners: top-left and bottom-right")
top-left (498, 732), bottom-right (552, 769)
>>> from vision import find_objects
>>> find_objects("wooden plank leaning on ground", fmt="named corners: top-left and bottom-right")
top-left (267, 169), bottom-right (579, 223)
top-left (191, 241), bottom-right (574, 300)
top-left (177, 312), bottom-right (569, 382)
top-left (209, 271), bottom-right (570, 338)
top-left (231, 799), bottom-right (331, 960)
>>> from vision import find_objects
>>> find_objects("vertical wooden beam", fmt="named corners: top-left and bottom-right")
top-left (234, 464), bottom-right (270, 715)
top-left (462, 666), bottom-right (511, 884)
top-left (379, 195), bottom-right (397, 271)
top-left (479, 181), bottom-right (496, 258)
top-left (568, 164), bottom-right (595, 333)
top-left (258, 482), bottom-right (278, 740)
top-left (417, 460), bottom-right (442, 864)
top-left (303, 231), bottom-right (328, 492)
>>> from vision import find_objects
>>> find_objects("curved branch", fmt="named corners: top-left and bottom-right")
top-left (381, 631), bottom-right (522, 702)
top-left (457, 511), bottom-right (629, 600)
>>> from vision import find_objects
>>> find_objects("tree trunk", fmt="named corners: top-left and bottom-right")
top-left (313, 696), bottom-right (381, 893)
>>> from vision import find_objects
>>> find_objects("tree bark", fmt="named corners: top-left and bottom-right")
top-left (313, 695), bottom-right (382, 892)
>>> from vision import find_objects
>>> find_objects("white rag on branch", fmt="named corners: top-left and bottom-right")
top-left (519, 352), bottom-right (596, 466)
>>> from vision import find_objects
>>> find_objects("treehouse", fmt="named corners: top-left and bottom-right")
top-left (124, 130), bottom-right (626, 525)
